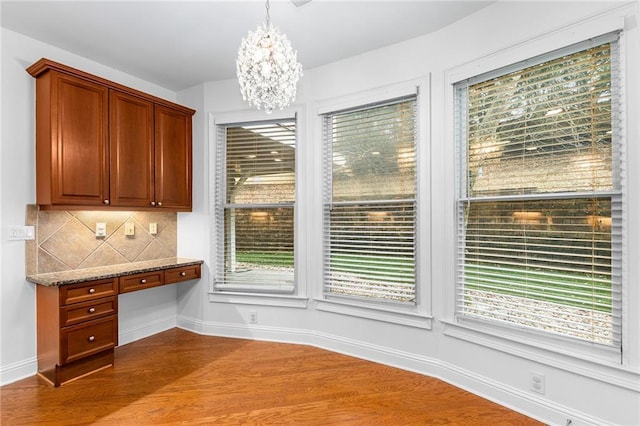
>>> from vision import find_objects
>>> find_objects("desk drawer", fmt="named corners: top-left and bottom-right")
top-left (61, 296), bottom-right (117, 327)
top-left (60, 278), bottom-right (117, 305)
top-left (62, 316), bottom-right (117, 364)
top-left (119, 271), bottom-right (163, 294)
top-left (165, 264), bottom-right (201, 284)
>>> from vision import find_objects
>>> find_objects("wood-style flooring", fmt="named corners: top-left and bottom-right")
top-left (1, 328), bottom-right (543, 425)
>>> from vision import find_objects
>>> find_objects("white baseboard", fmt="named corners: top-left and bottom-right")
top-left (177, 314), bottom-right (312, 344)
top-left (176, 315), bottom-right (612, 426)
top-left (118, 316), bottom-right (177, 346)
top-left (0, 356), bottom-right (37, 387)
top-left (1, 316), bottom-right (612, 425)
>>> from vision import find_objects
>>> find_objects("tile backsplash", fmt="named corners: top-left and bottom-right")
top-left (26, 205), bottom-right (177, 275)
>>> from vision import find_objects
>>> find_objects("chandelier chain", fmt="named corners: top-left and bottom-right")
top-left (265, 0), bottom-right (271, 27)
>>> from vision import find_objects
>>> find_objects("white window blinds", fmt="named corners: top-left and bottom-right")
top-left (455, 33), bottom-right (623, 349)
top-left (215, 120), bottom-right (296, 293)
top-left (322, 97), bottom-right (417, 303)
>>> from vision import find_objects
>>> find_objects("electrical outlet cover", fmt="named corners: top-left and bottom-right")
top-left (96, 223), bottom-right (107, 237)
top-left (124, 222), bottom-right (135, 236)
top-left (529, 372), bottom-right (545, 394)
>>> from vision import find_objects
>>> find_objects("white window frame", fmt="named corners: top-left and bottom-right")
top-left (208, 108), bottom-right (308, 308)
top-left (442, 15), bottom-right (634, 369)
top-left (315, 78), bottom-right (433, 329)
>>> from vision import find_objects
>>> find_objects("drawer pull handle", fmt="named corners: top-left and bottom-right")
top-left (180, 272), bottom-right (187, 277)
top-left (88, 288), bottom-right (96, 294)
top-left (140, 279), bottom-right (147, 284)
top-left (88, 307), bottom-right (96, 314)
top-left (88, 336), bottom-right (96, 342)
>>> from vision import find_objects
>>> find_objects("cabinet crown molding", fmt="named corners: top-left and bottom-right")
top-left (27, 57), bottom-right (195, 116)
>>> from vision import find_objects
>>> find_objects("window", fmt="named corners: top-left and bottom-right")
top-left (454, 33), bottom-right (623, 351)
top-left (322, 97), bottom-right (417, 303)
top-left (214, 120), bottom-right (296, 293)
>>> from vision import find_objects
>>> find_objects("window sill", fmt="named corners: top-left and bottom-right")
top-left (442, 319), bottom-right (639, 392)
top-left (208, 291), bottom-right (308, 308)
top-left (315, 298), bottom-right (432, 330)
top-left (214, 283), bottom-right (294, 293)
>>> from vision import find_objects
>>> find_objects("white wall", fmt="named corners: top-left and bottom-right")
top-left (175, 83), bottom-right (208, 321)
top-left (0, 28), bottom-right (186, 382)
top-left (177, 2), bottom-right (640, 425)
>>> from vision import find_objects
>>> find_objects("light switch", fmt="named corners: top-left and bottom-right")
top-left (96, 223), bottom-right (107, 237)
top-left (149, 223), bottom-right (157, 235)
top-left (25, 226), bottom-right (35, 240)
top-left (8, 226), bottom-right (35, 241)
top-left (124, 222), bottom-right (135, 236)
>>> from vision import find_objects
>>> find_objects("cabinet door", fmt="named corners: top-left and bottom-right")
top-left (154, 105), bottom-right (192, 211)
top-left (48, 72), bottom-right (109, 205)
top-left (109, 91), bottom-right (155, 207)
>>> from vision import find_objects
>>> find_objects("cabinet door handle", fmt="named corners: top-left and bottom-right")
top-left (157, 202), bottom-right (162, 207)
top-left (180, 272), bottom-right (187, 277)
top-left (103, 199), bottom-right (110, 205)
top-left (88, 307), bottom-right (96, 314)
top-left (140, 279), bottom-right (147, 284)
top-left (88, 336), bottom-right (96, 342)
top-left (88, 288), bottom-right (96, 294)
top-left (150, 201), bottom-right (156, 206)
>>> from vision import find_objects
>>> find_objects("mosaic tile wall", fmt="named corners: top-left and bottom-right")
top-left (25, 205), bottom-right (177, 275)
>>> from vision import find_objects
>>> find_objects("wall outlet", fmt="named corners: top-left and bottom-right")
top-left (249, 310), bottom-right (258, 324)
top-left (95, 223), bottom-right (107, 237)
top-left (124, 222), bottom-right (135, 236)
top-left (149, 222), bottom-right (158, 235)
top-left (529, 372), bottom-right (545, 394)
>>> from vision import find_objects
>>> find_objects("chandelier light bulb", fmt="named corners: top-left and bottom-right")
top-left (236, 2), bottom-right (303, 114)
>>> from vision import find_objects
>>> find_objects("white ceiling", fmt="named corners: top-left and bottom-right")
top-left (1, 1), bottom-right (494, 92)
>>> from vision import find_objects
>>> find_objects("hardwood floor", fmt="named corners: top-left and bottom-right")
top-left (1, 328), bottom-right (542, 425)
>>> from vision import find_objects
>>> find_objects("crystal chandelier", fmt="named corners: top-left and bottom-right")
top-left (236, 0), bottom-right (303, 114)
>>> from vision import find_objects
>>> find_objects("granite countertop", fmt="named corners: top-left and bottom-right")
top-left (26, 257), bottom-right (204, 287)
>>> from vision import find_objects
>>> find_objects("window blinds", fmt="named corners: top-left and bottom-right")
top-left (455, 33), bottom-right (622, 348)
top-left (215, 121), bottom-right (296, 292)
top-left (323, 97), bottom-right (417, 303)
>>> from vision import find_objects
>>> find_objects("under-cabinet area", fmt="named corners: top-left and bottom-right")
top-left (28, 258), bottom-right (203, 386)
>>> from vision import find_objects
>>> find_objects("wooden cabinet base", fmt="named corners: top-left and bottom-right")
top-left (38, 349), bottom-right (114, 387)
top-left (33, 261), bottom-right (201, 386)
top-left (36, 279), bottom-right (118, 387)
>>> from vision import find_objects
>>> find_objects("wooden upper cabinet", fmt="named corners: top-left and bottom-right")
top-left (34, 70), bottom-right (109, 206)
top-left (154, 105), bottom-right (192, 210)
top-left (109, 90), bottom-right (155, 208)
top-left (27, 58), bottom-right (195, 211)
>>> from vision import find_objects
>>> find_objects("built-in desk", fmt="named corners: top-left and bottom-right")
top-left (27, 257), bottom-right (203, 386)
